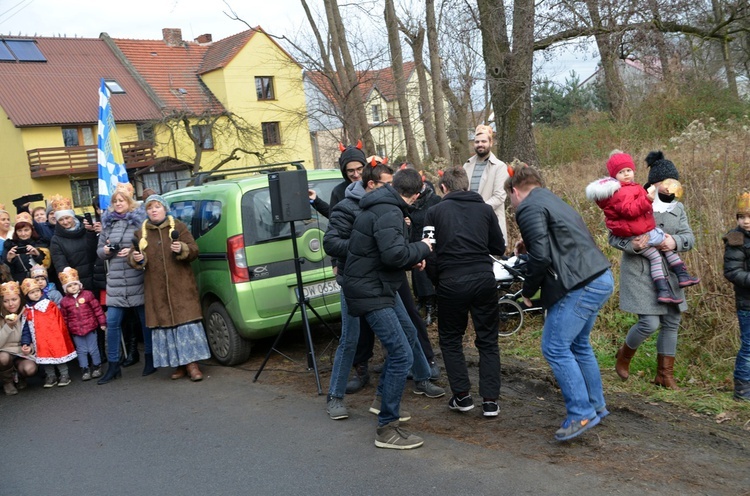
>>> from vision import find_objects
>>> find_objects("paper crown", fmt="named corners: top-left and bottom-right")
top-left (0, 203), bottom-right (6, 213)
top-left (113, 182), bottom-right (135, 198)
top-left (30, 265), bottom-right (47, 279)
top-left (660, 178), bottom-right (684, 199)
top-left (20, 278), bottom-right (39, 295)
top-left (15, 212), bottom-right (33, 226)
top-left (58, 267), bottom-right (80, 288)
top-left (50, 194), bottom-right (73, 212)
top-left (475, 124), bottom-right (493, 141)
top-left (0, 281), bottom-right (20, 297)
top-left (738, 191), bottom-right (750, 214)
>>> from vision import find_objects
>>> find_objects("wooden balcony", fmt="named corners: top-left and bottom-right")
top-left (27, 141), bottom-right (157, 178)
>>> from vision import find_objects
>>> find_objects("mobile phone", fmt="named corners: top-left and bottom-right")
top-left (83, 212), bottom-right (93, 225)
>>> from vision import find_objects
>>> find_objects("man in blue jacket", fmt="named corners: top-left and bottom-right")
top-left (506, 164), bottom-right (614, 441)
top-left (344, 167), bottom-right (432, 449)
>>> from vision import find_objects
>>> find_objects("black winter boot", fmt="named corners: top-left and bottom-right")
top-left (654, 278), bottom-right (683, 304)
top-left (671, 262), bottom-right (700, 287)
top-left (97, 362), bottom-right (121, 385)
top-left (735, 379), bottom-right (750, 401)
top-left (142, 353), bottom-right (157, 376)
top-left (121, 323), bottom-right (140, 367)
top-left (345, 362), bottom-right (370, 394)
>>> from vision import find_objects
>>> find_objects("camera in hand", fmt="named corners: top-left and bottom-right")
top-left (106, 243), bottom-right (121, 252)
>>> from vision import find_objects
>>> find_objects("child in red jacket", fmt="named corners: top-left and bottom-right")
top-left (58, 267), bottom-right (106, 381)
top-left (586, 150), bottom-right (699, 304)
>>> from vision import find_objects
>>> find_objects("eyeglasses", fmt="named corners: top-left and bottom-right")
top-left (346, 166), bottom-right (364, 176)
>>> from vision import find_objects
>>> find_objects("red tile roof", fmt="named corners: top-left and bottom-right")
top-left (199, 30), bottom-right (254, 74)
top-left (113, 36), bottom-right (226, 116)
top-left (0, 36), bottom-right (162, 127)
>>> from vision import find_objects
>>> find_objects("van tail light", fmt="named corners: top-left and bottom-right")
top-left (227, 234), bottom-right (250, 284)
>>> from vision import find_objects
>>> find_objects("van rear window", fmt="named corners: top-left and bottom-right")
top-left (241, 177), bottom-right (339, 245)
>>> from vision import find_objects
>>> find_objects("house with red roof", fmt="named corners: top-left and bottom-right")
top-left (305, 61), bottom-right (445, 168)
top-left (0, 26), bottom-right (314, 211)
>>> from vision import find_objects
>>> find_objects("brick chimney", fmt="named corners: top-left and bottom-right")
top-left (162, 28), bottom-right (183, 46)
top-left (195, 33), bottom-right (212, 44)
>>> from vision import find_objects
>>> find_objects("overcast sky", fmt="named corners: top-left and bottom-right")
top-left (0, 0), bottom-right (598, 84)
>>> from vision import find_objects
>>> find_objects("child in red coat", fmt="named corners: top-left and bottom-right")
top-left (586, 150), bottom-right (699, 304)
top-left (20, 277), bottom-right (77, 387)
top-left (58, 267), bottom-right (106, 381)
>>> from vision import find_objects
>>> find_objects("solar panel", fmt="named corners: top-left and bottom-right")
top-left (5, 40), bottom-right (46, 62)
top-left (0, 42), bottom-right (14, 61)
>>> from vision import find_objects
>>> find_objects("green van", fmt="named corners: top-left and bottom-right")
top-left (162, 164), bottom-right (342, 365)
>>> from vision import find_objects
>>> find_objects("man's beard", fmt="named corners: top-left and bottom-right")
top-left (474, 146), bottom-right (490, 158)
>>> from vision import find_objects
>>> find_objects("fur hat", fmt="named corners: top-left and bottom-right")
top-left (141, 188), bottom-right (157, 201)
top-left (30, 265), bottom-right (48, 279)
top-left (50, 194), bottom-right (76, 221)
top-left (337, 141), bottom-right (367, 175)
top-left (606, 150), bottom-right (635, 178)
top-left (738, 191), bottom-right (750, 216)
top-left (20, 278), bottom-right (39, 296)
top-left (0, 281), bottom-right (20, 297)
top-left (645, 151), bottom-right (679, 185)
top-left (58, 267), bottom-right (81, 292)
top-left (14, 212), bottom-right (33, 228)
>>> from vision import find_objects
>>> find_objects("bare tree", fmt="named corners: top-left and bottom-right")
top-left (426, 0), bottom-right (452, 160)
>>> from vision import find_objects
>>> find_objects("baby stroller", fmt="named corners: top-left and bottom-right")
top-left (492, 255), bottom-right (544, 337)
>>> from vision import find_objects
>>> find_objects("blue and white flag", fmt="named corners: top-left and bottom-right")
top-left (97, 78), bottom-right (128, 210)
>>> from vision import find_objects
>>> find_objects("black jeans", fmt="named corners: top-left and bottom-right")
top-left (437, 272), bottom-right (500, 399)
top-left (353, 273), bottom-right (435, 365)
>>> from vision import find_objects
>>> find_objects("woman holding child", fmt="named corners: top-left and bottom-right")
top-left (610, 151), bottom-right (697, 390)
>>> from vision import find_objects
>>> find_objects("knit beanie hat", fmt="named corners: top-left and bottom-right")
top-left (337, 141), bottom-right (366, 175)
top-left (646, 151), bottom-right (679, 185)
top-left (606, 150), bottom-right (635, 178)
top-left (144, 194), bottom-right (169, 211)
top-left (30, 265), bottom-right (47, 280)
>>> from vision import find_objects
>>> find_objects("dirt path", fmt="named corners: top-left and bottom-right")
top-left (245, 325), bottom-right (749, 495)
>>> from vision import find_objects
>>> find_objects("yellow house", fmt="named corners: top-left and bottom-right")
top-left (0, 28), bottom-right (315, 213)
top-left (109, 27), bottom-right (314, 190)
top-left (0, 36), bottom-right (162, 212)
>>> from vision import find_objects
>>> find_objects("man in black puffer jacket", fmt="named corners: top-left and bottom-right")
top-left (506, 164), bottom-right (613, 442)
top-left (344, 168), bottom-right (432, 450)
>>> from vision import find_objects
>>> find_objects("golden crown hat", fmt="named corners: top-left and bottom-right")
top-left (738, 191), bottom-right (750, 214)
top-left (113, 182), bottom-right (135, 198)
top-left (660, 178), bottom-right (684, 199)
top-left (0, 281), bottom-right (20, 297)
top-left (14, 211), bottom-right (33, 226)
top-left (474, 124), bottom-right (494, 141)
top-left (30, 264), bottom-right (48, 279)
top-left (58, 267), bottom-right (80, 288)
top-left (0, 203), bottom-right (6, 213)
top-left (50, 194), bottom-right (73, 212)
top-left (20, 278), bottom-right (38, 295)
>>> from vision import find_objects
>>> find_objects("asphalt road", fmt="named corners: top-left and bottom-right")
top-left (1, 362), bottom-right (624, 496)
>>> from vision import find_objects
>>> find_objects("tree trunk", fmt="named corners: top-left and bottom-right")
top-left (426, 0), bottom-right (451, 161)
top-left (402, 24), bottom-right (440, 161)
top-left (385, 0), bottom-right (421, 166)
top-left (323, 0), bottom-right (375, 152)
top-left (442, 79), bottom-right (469, 163)
top-left (711, 0), bottom-right (739, 98)
top-left (476, 0), bottom-right (537, 165)
top-left (586, 0), bottom-right (627, 120)
top-left (647, 0), bottom-right (672, 83)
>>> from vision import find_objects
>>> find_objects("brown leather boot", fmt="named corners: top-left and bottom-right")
top-left (1, 367), bottom-right (17, 396)
top-left (170, 366), bottom-right (187, 380)
top-left (615, 343), bottom-right (637, 380)
top-left (186, 363), bottom-right (203, 382)
top-left (653, 354), bottom-right (680, 390)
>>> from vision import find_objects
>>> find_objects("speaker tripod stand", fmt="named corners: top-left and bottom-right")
top-left (253, 221), bottom-right (334, 395)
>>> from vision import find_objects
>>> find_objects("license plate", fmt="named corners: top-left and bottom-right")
top-left (301, 280), bottom-right (340, 299)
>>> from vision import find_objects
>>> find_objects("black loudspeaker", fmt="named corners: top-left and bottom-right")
top-left (268, 170), bottom-right (311, 223)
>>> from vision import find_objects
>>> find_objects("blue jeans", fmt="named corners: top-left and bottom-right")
top-left (106, 305), bottom-right (152, 363)
top-left (365, 302), bottom-right (415, 426)
top-left (541, 270), bottom-right (614, 421)
top-left (72, 332), bottom-right (101, 368)
top-left (328, 289), bottom-right (360, 399)
top-left (735, 310), bottom-right (750, 382)
top-left (375, 294), bottom-right (431, 398)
